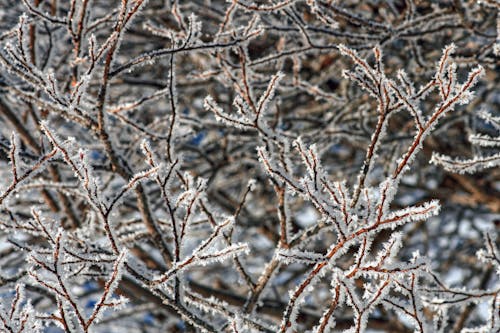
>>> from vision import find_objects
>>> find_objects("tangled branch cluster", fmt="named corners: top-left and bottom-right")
top-left (0, 1), bottom-right (498, 332)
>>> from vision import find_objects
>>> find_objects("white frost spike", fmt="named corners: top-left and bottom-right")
top-left (256, 146), bottom-right (303, 194)
top-left (69, 74), bottom-right (91, 109)
top-left (397, 69), bottom-right (415, 95)
top-left (128, 166), bottom-right (160, 189)
top-left (196, 243), bottom-right (249, 264)
top-left (140, 139), bottom-right (155, 166)
top-left (16, 14), bottom-right (31, 62)
top-left (375, 232), bottom-right (403, 266)
top-left (457, 90), bottom-right (474, 105)
top-left (0, 284), bottom-right (42, 333)
top-left (256, 71), bottom-right (284, 118)
top-left (233, 94), bottom-right (253, 117)
top-left (387, 78), bottom-right (423, 128)
top-left (478, 110), bottom-right (500, 130)
top-left (312, 281), bottom-right (343, 333)
top-left (431, 152), bottom-right (500, 174)
top-left (469, 134), bottom-right (500, 147)
top-left (383, 200), bottom-right (440, 226)
top-left (204, 95), bottom-right (252, 129)
top-left (377, 178), bottom-right (398, 219)
top-left (476, 231), bottom-right (500, 275)
top-left (9, 132), bottom-right (21, 176)
top-left (462, 65), bottom-right (484, 91)
top-left (87, 249), bottom-right (129, 327)
top-left (155, 243), bottom-right (249, 283)
top-left (338, 44), bottom-right (378, 87)
top-left (276, 248), bottom-right (325, 265)
top-left (436, 44), bottom-right (456, 73)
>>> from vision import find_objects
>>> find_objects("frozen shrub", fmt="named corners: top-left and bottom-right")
top-left (0, 1), bottom-right (498, 332)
